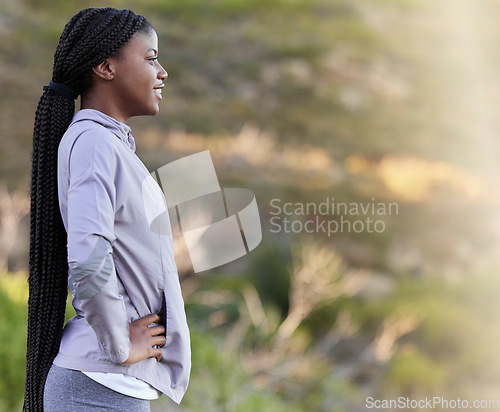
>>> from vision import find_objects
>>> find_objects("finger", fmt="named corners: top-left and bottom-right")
top-left (138, 313), bottom-right (162, 325)
top-left (148, 325), bottom-right (165, 336)
top-left (152, 335), bottom-right (166, 347)
top-left (151, 347), bottom-right (162, 362)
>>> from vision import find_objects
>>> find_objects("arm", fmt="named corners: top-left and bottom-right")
top-left (67, 131), bottom-right (165, 364)
top-left (66, 131), bottom-right (130, 363)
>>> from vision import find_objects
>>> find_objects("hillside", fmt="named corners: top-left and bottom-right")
top-left (1, 0), bottom-right (500, 410)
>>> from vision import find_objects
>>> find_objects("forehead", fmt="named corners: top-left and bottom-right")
top-left (120, 29), bottom-right (158, 55)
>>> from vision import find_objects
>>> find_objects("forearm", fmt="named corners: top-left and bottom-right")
top-left (69, 235), bottom-right (130, 363)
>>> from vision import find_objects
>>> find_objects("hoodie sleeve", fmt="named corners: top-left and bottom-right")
top-left (66, 131), bottom-right (130, 364)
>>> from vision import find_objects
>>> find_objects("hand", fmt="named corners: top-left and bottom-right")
top-left (123, 313), bottom-right (166, 365)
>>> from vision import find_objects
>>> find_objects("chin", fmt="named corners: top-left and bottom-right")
top-left (135, 106), bottom-right (160, 117)
top-left (149, 103), bottom-right (161, 115)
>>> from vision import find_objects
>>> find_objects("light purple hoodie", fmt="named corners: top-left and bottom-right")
top-left (54, 108), bottom-right (191, 404)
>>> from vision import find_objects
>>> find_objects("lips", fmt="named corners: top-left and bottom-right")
top-left (153, 84), bottom-right (164, 99)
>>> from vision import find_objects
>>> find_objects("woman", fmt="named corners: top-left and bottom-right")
top-left (25, 8), bottom-right (191, 411)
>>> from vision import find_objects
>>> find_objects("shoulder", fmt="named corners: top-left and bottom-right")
top-left (59, 121), bottom-right (121, 177)
top-left (62, 119), bottom-right (119, 153)
top-left (59, 120), bottom-right (121, 168)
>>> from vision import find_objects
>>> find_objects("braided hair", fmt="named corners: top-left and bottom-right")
top-left (24, 8), bottom-right (152, 411)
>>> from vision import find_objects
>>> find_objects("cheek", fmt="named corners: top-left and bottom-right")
top-left (138, 66), bottom-right (156, 92)
top-left (115, 63), bottom-right (157, 105)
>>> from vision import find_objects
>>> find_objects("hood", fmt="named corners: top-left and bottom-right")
top-left (71, 109), bottom-right (136, 152)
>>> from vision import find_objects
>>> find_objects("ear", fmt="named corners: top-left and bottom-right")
top-left (92, 59), bottom-right (115, 81)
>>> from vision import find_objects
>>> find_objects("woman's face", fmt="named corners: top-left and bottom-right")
top-left (107, 28), bottom-right (167, 119)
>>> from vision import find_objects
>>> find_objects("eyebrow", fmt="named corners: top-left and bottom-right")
top-left (146, 48), bottom-right (158, 55)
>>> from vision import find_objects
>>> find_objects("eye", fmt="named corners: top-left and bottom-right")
top-left (148, 57), bottom-right (158, 64)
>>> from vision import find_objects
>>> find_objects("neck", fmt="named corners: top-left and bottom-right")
top-left (80, 90), bottom-right (129, 124)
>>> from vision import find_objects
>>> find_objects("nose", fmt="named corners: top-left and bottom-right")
top-left (157, 62), bottom-right (168, 81)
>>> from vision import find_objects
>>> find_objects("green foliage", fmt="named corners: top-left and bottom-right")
top-left (386, 348), bottom-right (448, 395)
top-left (369, 274), bottom-right (500, 399)
top-left (0, 273), bottom-right (76, 411)
top-left (176, 329), bottom-right (301, 412)
top-left (0, 278), bottom-right (27, 411)
top-left (244, 240), bottom-right (292, 316)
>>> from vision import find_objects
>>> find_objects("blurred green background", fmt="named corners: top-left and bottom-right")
top-left (2, 0), bottom-right (500, 410)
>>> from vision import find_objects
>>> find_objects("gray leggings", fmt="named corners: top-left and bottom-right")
top-left (44, 364), bottom-right (150, 412)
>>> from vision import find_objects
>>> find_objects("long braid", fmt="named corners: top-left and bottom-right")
top-left (24, 8), bottom-right (152, 411)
